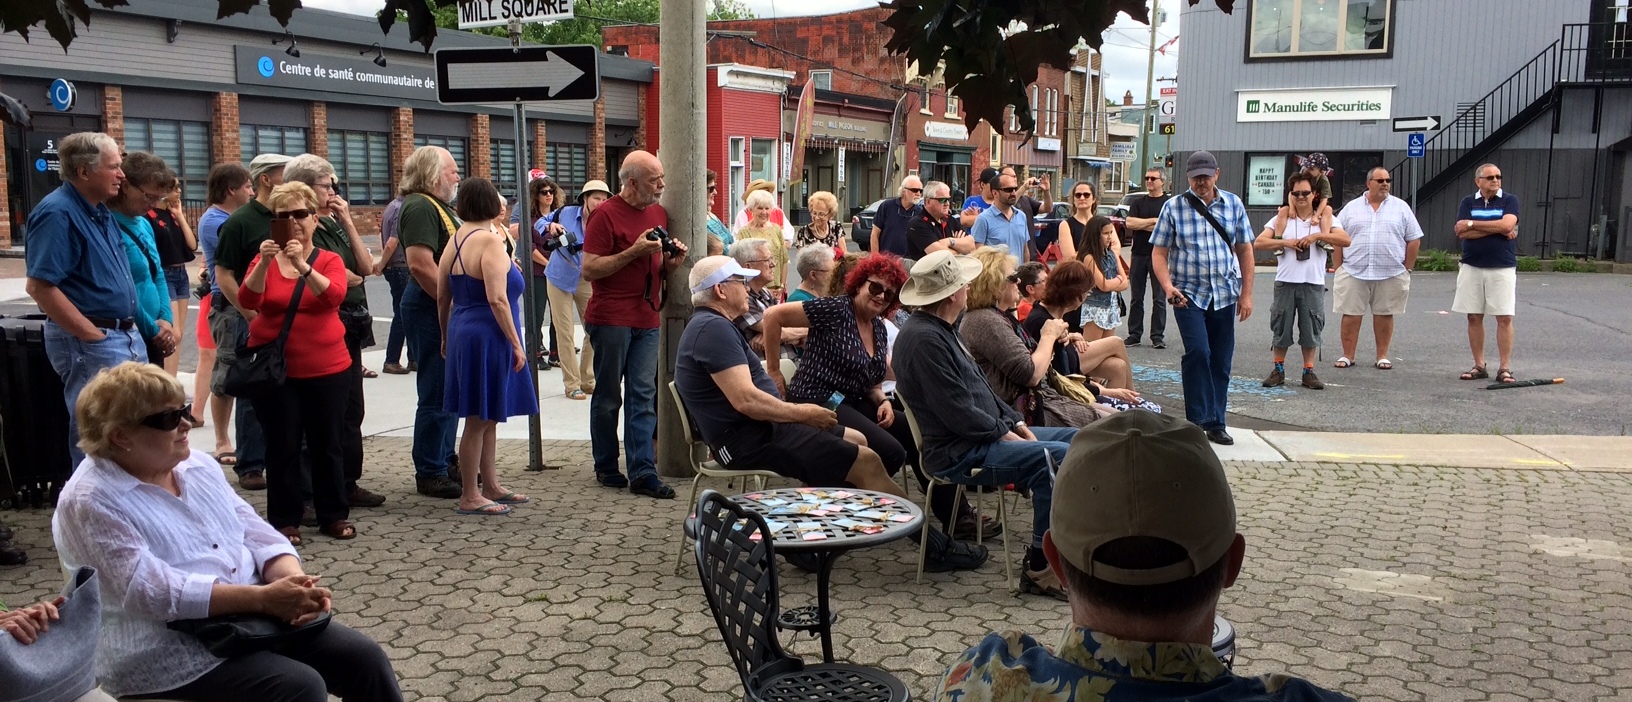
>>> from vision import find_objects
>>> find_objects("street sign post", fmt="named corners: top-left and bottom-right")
top-left (436, 40), bottom-right (602, 471)
top-left (1392, 115), bottom-right (1441, 132)
top-left (1406, 132), bottom-right (1426, 210)
top-left (458, 0), bottom-right (574, 29)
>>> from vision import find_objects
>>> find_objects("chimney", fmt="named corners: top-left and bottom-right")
top-left (1122, 90), bottom-right (1133, 107)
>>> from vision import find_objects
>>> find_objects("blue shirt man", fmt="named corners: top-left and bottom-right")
top-left (24, 133), bottom-right (145, 465)
top-left (1150, 151), bottom-right (1255, 445)
top-left (1451, 163), bottom-right (1522, 381)
top-left (969, 173), bottom-right (1033, 261)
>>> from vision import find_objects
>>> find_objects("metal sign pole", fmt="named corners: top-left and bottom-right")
top-left (1412, 155), bottom-right (1419, 212)
top-left (508, 19), bottom-right (547, 472)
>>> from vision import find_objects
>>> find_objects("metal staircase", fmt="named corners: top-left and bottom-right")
top-left (1391, 23), bottom-right (1632, 202)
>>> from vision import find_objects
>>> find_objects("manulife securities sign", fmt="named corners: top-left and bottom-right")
top-left (1236, 87), bottom-right (1393, 123)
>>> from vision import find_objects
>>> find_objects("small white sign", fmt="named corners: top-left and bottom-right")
top-left (1237, 86), bottom-right (1393, 123)
top-left (1158, 97), bottom-right (1176, 125)
top-left (837, 147), bottom-right (846, 183)
top-left (1109, 142), bottom-right (1136, 161)
top-left (1246, 155), bottom-right (1287, 206)
top-left (459, 0), bottom-right (574, 30)
top-left (923, 121), bottom-right (968, 141)
top-left (1035, 137), bottom-right (1061, 152)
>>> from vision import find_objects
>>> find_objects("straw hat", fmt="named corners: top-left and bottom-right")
top-left (898, 250), bottom-right (982, 307)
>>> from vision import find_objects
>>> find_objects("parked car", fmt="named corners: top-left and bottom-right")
top-left (849, 198), bottom-right (888, 251)
top-left (1098, 204), bottom-right (1129, 241)
top-left (1032, 202), bottom-right (1071, 249)
top-left (1119, 191), bottom-right (1147, 207)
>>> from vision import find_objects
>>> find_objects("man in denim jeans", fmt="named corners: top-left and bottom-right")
top-left (396, 146), bottom-right (464, 499)
top-left (580, 151), bottom-right (688, 499)
top-left (24, 132), bottom-right (145, 466)
top-left (892, 250), bottom-right (1076, 600)
top-left (374, 195), bottom-right (414, 375)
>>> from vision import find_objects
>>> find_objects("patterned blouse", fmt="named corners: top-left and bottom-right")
top-left (936, 625), bottom-right (1354, 702)
top-left (787, 296), bottom-right (888, 404)
top-left (795, 221), bottom-right (843, 250)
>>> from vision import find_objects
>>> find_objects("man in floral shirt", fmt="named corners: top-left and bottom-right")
top-left (934, 411), bottom-right (1353, 701)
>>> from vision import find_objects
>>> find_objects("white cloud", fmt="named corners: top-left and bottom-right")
top-left (302, 0), bottom-right (384, 16)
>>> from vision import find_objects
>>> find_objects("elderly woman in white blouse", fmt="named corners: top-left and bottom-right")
top-left (51, 362), bottom-right (401, 702)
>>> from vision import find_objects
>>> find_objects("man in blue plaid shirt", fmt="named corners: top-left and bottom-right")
top-left (1150, 151), bottom-right (1256, 446)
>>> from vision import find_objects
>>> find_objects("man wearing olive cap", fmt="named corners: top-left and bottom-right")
top-left (933, 411), bottom-right (1353, 702)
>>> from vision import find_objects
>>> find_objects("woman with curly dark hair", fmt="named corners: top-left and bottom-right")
top-left (511, 176), bottom-right (565, 369)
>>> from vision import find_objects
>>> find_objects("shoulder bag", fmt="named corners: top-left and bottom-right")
top-left (1181, 192), bottom-right (1241, 249)
top-left (221, 250), bottom-right (320, 398)
top-left (167, 611), bottom-right (332, 659)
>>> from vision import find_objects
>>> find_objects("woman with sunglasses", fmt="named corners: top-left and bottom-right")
top-left (239, 182), bottom-right (355, 544)
top-left (512, 176), bottom-right (564, 369)
top-left (1254, 172), bottom-right (1348, 389)
top-left (1055, 181), bottom-right (1118, 272)
top-left (762, 254), bottom-right (994, 546)
top-left (52, 362), bottom-right (404, 702)
top-left (108, 151), bottom-right (179, 367)
top-left (704, 170), bottom-right (735, 249)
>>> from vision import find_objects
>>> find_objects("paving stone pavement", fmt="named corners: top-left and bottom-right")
top-left (4, 438), bottom-right (1632, 701)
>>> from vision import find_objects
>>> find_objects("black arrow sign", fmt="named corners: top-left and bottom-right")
top-left (435, 45), bottom-right (601, 104)
top-left (1392, 116), bottom-right (1441, 132)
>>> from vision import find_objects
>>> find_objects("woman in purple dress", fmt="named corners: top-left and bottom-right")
top-left (438, 178), bottom-right (538, 516)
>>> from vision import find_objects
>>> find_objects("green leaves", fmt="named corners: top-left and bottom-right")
top-left (1, 0), bottom-right (127, 51)
top-left (881, 0), bottom-right (1234, 137)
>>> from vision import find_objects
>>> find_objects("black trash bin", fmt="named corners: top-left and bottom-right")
top-left (0, 314), bottom-right (72, 508)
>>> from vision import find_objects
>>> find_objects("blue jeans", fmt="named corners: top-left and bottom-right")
top-left (1172, 303), bottom-right (1237, 430)
top-left (585, 324), bottom-right (659, 482)
top-left (401, 280), bottom-right (455, 479)
top-left (43, 321), bottom-right (146, 466)
top-left (383, 267), bottom-right (412, 366)
top-left (936, 426), bottom-right (1075, 549)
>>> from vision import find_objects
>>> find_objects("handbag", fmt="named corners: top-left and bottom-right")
top-left (0, 567), bottom-right (99, 702)
top-left (221, 250), bottom-right (319, 398)
top-left (167, 611), bottom-right (332, 659)
top-left (339, 302), bottom-right (375, 349)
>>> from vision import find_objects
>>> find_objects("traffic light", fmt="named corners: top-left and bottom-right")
top-left (1164, 154), bottom-right (1174, 168)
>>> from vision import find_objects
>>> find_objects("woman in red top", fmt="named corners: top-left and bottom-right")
top-left (238, 182), bottom-right (355, 545)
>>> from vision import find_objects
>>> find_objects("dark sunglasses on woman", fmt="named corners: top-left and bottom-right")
top-left (275, 209), bottom-right (313, 220)
top-left (865, 280), bottom-right (898, 301)
top-left (141, 404), bottom-right (194, 431)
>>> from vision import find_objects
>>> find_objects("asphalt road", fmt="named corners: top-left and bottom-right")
top-left (3, 269), bottom-right (1628, 436)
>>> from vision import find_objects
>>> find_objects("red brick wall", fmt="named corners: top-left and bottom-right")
top-left (210, 93), bottom-right (241, 167)
top-left (590, 97), bottom-right (608, 184)
top-left (470, 113), bottom-right (491, 179)
top-left (533, 121), bottom-right (547, 170)
top-left (309, 102), bottom-right (328, 159)
top-left (0, 123), bottom-right (10, 247)
top-left (103, 85), bottom-right (124, 145)
top-left (389, 107), bottom-right (414, 192)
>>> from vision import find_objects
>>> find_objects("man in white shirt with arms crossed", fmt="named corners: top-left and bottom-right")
top-left (1333, 167), bottom-right (1423, 371)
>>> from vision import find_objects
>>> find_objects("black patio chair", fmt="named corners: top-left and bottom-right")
top-left (692, 489), bottom-right (911, 702)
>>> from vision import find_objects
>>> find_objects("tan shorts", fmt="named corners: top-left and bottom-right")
top-left (1332, 269), bottom-right (1411, 316)
top-left (1451, 264), bottom-right (1517, 316)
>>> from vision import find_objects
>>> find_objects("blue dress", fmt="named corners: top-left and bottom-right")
top-left (443, 231), bottom-right (538, 420)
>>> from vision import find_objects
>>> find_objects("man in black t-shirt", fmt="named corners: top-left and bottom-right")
top-left (1123, 168), bottom-right (1173, 348)
top-left (870, 175), bottom-right (924, 255)
top-left (905, 181), bottom-right (975, 262)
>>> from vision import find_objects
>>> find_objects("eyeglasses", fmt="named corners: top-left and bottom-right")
top-left (1144, 176), bottom-right (1163, 181)
top-left (312, 181), bottom-right (336, 192)
top-left (929, 196), bottom-right (952, 204)
top-left (140, 404), bottom-right (193, 431)
top-left (864, 280), bottom-right (898, 301)
top-left (998, 186), bottom-right (1020, 193)
top-left (747, 258), bottom-right (775, 268)
top-left (275, 209), bottom-right (313, 220)
top-left (719, 277), bottom-right (750, 289)
top-left (1371, 178), bottom-right (1392, 184)
top-left (134, 185), bottom-right (167, 204)
top-left (1480, 174), bottom-right (1503, 180)
top-left (1289, 190), bottom-right (1313, 197)
top-left (1072, 192), bottom-right (1094, 199)
top-left (905, 187), bottom-right (923, 194)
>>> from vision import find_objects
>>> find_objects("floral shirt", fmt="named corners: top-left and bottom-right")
top-left (935, 626), bottom-right (1353, 702)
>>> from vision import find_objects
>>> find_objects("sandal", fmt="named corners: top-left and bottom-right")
top-left (1496, 369), bottom-right (1516, 384)
top-left (362, 368), bottom-right (378, 379)
top-left (214, 451), bottom-right (237, 466)
top-left (320, 520), bottom-right (357, 540)
top-left (566, 389), bottom-right (587, 400)
top-left (1333, 357), bottom-right (1355, 368)
top-left (1460, 365), bottom-right (1488, 380)
top-left (278, 526), bottom-right (303, 547)
top-left (1373, 358), bottom-right (1393, 370)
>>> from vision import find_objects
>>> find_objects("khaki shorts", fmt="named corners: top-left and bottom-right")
top-left (1451, 264), bottom-right (1517, 316)
top-left (1332, 269), bottom-right (1411, 316)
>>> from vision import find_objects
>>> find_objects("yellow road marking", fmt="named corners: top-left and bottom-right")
top-left (1313, 452), bottom-right (1408, 460)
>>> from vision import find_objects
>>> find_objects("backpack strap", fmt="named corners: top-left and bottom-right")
top-left (1181, 192), bottom-right (1238, 250)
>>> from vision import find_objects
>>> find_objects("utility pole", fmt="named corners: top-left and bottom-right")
top-left (1135, 0), bottom-right (1161, 190)
top-left (655, 0), bottom-right (708, 478)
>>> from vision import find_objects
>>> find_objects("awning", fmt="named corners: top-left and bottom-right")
top-left (805, 136), bottom-right (890, 154)
top-left (1070, 156), bottom-right (1113, 165)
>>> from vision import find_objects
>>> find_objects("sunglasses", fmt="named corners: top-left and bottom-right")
top-left (708, 185), bottom-right (718, 192)
top-left (140, 404), bottom-right (193, 431)
top-left (1144, 176), bottom-right (1164, 181)
top-left (905, 187), bottom-right (923, 194)
top-left (1290, 190), bottom-right (1313, 197)
top-left (1371, 178), bottom-right (1392, 184)
top-left (1072, 192), bottom-right (1094, 199)
top-left (929, 196), bottom-right (952, 204)
top-left (275, 209), bottom-right (313, 220)
top-left (865, 280), bottom-right (898, 301)
top-left (998, 186), bottom-right (1020, 193)
top-left (1480, 174), bottom-right (1503, 180)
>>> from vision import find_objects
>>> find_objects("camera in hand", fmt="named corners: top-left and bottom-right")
top-left (646, 226), bottom-right (681, 257)
top-left (540, 229), bottom-right (581, 254)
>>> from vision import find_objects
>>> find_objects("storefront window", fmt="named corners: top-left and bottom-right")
top-left (545, 143), bottom-right (589, 196)
top-left (919, 148), bottom-right (972, 205)
top-left (1244, 152), bottom-right (1381, 208)
top-left (749, 139), bottom-right (777, 186)
top-left (413, 135), bottom-right (468, 175)
top-left (124, 118), bottom-right (210, 203)
top-left (239, 126), bottom-right (307, 166)
top-left (1249, 0), bottom-right (1391, 58)
top-left (327, 130), bottom-right (392, 205)
top-left (489, 139), bottom-right (518, 201)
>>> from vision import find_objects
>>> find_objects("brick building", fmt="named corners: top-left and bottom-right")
top-left (0, 1), bottom-right (654, 248)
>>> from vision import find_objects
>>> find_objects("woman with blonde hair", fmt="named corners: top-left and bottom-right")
top-left (52, 362), bottom-right (403, 701)
top-left (796, 190), bottom-right (845, 253)
top-left (239, 181), bottom-right (355, 543)
top-left (735, 188), bottom-right (789, 294)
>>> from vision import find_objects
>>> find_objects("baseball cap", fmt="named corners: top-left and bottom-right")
top-left (688, 255), bottom-right (760, 294)
top-left (979, 167), bottom-right (1001, 186)
top-left (1051, 411), bottom-right (1237, 586)
top-left (1185, 150), bottom-right (1219, 180)
top-left (248, 153), bottom-right (292, 181)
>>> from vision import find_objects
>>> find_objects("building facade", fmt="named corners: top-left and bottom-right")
top-left (1178, 0), bottom-right (1632, 259)
top-left (1, 1), bottom-right (654, 246)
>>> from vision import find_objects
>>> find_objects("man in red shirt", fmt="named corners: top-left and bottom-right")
top-left (582, 151), bottom-right (690, 498)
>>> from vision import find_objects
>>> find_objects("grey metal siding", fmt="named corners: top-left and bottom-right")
top-left (124, 88), bottom-right (211, 121)
top-left (237, 96), bottom-right (308, 127)
top-left (327, 105), bottom-right (391, 133)
top-left (1176, 0), bottom-right (1594, 153)
top-left (415, 112), bottom-right (471, 138)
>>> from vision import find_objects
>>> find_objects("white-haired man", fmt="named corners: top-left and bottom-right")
top-left (871, 175), bottom-right (923, 256)
top-left (397, 145), bottom-right (463, 499)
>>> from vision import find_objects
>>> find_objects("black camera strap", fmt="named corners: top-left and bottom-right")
top-left (1182, 192), bottom-right (1238, 250)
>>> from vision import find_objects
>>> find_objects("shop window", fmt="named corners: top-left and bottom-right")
top-left (990, 133), bottom-right (1003, 167)
top-left (945, 94), bottom-right (960, 118)
top-left (545, 143), bottom-right (589, 196)
top-left (729, 137), bottom-right (746, 218)
top-left (810, 71), bottom-right (833, 91)
top-left (123, 118), bottom-right (211, 203)
top-left (239, 126), bottom-right (307, 166)
top-left (489, 139), bottom-right (518, 201)
top-left (1248, 0), bottom-right (1393, 59)
top-left (920, 84), bottom-right (932, 115)
top-left (749, 139), bottom-right (776, 187)
top-left (326, 130), bottom-right (392, 205)
top-left (413, 135), bottom-right (468, 175)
